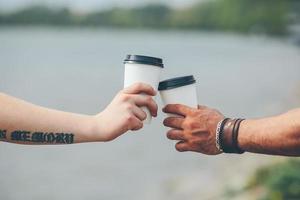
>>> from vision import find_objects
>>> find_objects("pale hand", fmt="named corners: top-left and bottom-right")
top-left (94, 83), bottom-right (158, 142)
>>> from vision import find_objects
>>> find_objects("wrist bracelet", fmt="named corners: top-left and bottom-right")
top-left (221, 118), bottom-right (238, 153)
top-left (215, 118), bottom-right (229, 152)
top-left (221, 118), bottom-right (245, 154)
top-left (232, 119), bottom-right (245, 154)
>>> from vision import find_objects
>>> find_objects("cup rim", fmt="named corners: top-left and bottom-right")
top-left (124, 54), bottom-right (164, 68)
top-left (158, 75), bottom-right (196, 91)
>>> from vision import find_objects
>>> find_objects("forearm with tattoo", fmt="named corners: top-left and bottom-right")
top-left (0, 129), bottom-right (7, 140)
top-left (1, 129), bottom-right (74, 144)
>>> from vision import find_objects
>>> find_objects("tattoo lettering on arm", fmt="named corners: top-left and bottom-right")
top-left (10, 130), bottom-right (74, 144)
top-left (0, 130), bottom-right (7, 140)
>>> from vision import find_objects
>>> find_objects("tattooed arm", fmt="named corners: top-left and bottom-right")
top-left (0, 83), bottom-right (158, 145)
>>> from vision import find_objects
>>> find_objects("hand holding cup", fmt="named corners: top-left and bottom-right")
top-left (95, 83), bottom-right (158, 142)
top-left (163, 104), bottom-right (224, 155)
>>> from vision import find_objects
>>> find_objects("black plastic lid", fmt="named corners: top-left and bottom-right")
top-left (124, 55), bottom-right (164, 68)
top-left (158, 75), bottom-right (196, 91)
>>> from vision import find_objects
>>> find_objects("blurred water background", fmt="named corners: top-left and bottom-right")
top-left (0, 0), bottom-right (300, 199)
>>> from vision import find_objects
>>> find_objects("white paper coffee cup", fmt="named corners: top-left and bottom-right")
top-left (124, 55), bottom-right (163, 124)
top-left (159, 75), bottom-right (198, 117)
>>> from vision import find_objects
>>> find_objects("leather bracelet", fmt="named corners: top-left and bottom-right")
top-left (221, 118), bottom-right (245, 154)
top-left (232, 119), bottom-right (245, 154)
top-left (221, 119), bottom-right (238, 153)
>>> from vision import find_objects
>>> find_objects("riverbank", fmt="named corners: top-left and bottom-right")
top-left (1, 0), bottom-right (299, 36)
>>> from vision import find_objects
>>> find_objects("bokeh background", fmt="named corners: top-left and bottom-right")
top-left (0, 0), bottom-right (299, 199)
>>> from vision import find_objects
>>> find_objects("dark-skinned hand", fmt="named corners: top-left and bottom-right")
top-left (163, 104), bottom-right (224, 155)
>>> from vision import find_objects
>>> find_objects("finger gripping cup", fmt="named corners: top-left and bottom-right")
top-left (159, 75), bottom-right (198, 117)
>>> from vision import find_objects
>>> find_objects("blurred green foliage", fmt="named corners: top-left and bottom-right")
top-left (245, 159), bottom-right (300, 200)
top-left (0, 0), bottom-right (299, 35)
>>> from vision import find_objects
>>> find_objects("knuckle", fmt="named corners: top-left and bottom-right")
top-left (146, 96), bottom-right (153, 103)
top-left (193, 109), bottom-right (201, 116)
top-left (198, 105), bottom-right (207, 110)
top-left (140, 112), bottom-right (147, 121)
top-left (142, 112), bottom-right (147, 120)
top-left (125, 103), bottom-right (134, 111)
top-left (174, 104), bottom-right (180, 109)
top-left (121, 94), bottom-right (130, 102)
top-left (133, 122), bottom-right (143, 130)
top-left (126, 115), bottom-right (135, 123)
top-left (182, 120), bottom-right (192, 130)
top-left (189, 120), bottom-right (200, 129)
